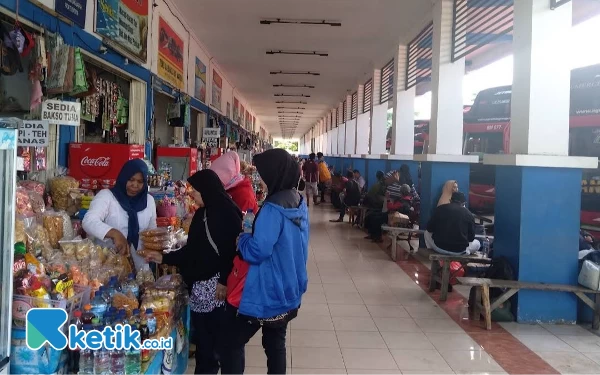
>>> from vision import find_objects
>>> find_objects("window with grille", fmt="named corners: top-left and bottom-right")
top-left (335, 109), bottom-right (339, 127)
top-left (380, 59), bottom-right (394, 103)
top-left (363, 79), bottom-right (372, 113)
top-left (342, 100), bottom-right (347, 122)
top-left (351, 92), bottom-right (358, 119)
top-left (452, 0), bottom-right (514, 62)
top-left (406, 22), bottom-right (433, 90)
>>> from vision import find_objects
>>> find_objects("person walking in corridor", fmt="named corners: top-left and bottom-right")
top-left (302, 153), bottom-right (320, 206)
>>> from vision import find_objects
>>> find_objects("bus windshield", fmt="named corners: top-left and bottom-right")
top-left (463, 132), bottom-right (504, 155)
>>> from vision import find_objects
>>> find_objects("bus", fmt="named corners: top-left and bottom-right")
top-left (463, 63), bottom-right (600, 231)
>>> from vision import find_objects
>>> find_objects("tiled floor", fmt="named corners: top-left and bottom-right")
top-left (184, 204), bottom-right (600, 374)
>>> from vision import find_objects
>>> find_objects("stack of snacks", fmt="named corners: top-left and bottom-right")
top-left (138, 227), bottom-right (180, 254)
top-left (49, 176), bottom-right (79, 211)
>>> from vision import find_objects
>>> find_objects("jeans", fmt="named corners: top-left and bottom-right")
top-left (221, 305), bottom-right (288, 374)
top-left (191, 307), bottom-right (225, 374)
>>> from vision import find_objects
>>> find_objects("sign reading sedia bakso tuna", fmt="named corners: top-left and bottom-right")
top-left (157, 17), bottom-right (185, 89)
top-left (95, 0), bottom-right (149, 61)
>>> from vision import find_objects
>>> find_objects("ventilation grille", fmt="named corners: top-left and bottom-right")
top-left (351, 92), bottom-right (358, 119)
top-left (363, 79), bottom-right (373, 113)
top-left (335, 109), bottom-right (339, 127)
top-left (343, 100), bottom-right (347, 123)
top-left (452, 0), bottom-right (514, 62)
top-left (406, 22), bottom-right (433, 90)
top-left (380, 59), bottom-right (394, 103)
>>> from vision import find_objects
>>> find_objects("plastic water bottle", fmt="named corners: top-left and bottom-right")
top-left (122, 273), bottom-right (140, 299)
top-left (90, 291), bottom-right (108, 321)
top-left (78, 324), bottom-right (95, 374)
top-left (93, 327), bottom-right (111, 375)
top-left (145, 308), bottom-right (157, 335)
top-left (482, 228), bottom-right (491, 257)
top-left (243, 209), bottom-right (255, 233)
top-left (125, 319), bottom-right (142, 374)
top-left (110, 347), bottom-right (125, 375)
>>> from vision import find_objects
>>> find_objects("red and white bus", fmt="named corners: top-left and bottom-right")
top-left (463, 63), bottom-right (600, 232)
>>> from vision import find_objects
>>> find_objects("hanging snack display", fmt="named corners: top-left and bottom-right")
top-left (80, 73), bottom-right (129, 134)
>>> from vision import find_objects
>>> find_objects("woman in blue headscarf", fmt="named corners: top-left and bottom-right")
top-left (83, 158), bottom-right (157, 270)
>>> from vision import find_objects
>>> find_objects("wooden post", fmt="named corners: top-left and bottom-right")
top-left (440, 262), bottom-right (451, 301)
top-left (429, 260), bottom-right (440, 291)
top-left (594, 294), bottom-right (600, 330)
top-left (471, 286), bottom-right (482, 321)
top-left (482, 284), bottom-right (492, 330)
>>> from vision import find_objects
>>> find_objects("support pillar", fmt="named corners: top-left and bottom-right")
top-left (369, 69), bottom-right (387, 155)
top-left (484, 0), bottom-right (597, 322)
top-left (390, 45), bottom-right (416, 157)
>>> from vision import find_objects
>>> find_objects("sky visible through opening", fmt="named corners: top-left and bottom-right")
top-left (413, 13), bottom-right (600, 120)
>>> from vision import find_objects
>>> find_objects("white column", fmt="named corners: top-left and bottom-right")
top-left (355, 84), bottom-right (365, 155)
top-left (390, 44), bottom-right (415, 156)
top-left (428, 0), bottom-right (465, 156)
top-left (510, 0), bottom-right (571, 156)
top-left (370, 69), bottom-right (386, 154)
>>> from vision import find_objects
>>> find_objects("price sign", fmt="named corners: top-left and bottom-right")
top-left (202, 128), bottom-right (220, 148)
top-left (18, 120), bottom-right (49, 147)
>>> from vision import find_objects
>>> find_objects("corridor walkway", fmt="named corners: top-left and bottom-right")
top-left (188, 204), bottom-right (600, 374)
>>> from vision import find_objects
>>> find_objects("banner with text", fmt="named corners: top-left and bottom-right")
top-left (95, 0), bottom-right (148, 61)
top-left (18, 120), bottom-right (49, 147)
top-left (157, 17), bottom-right (184, 89)
top-left (194, 57), bottom-right (206, 103)
top-left (212, 70), bottom-right (222, 110)
top-left (202, 127), bottom-right (220, 148)
top-left (56, 0), bottom-right (87, 28)
top-left (41, 100), bottom-right (81, 126)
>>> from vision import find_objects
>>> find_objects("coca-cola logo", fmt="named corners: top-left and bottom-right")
top-left (80, 152), bottom-right (112, 178)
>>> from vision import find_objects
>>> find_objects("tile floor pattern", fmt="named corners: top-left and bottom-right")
top-left (184, 205), bottom-right (600, 374)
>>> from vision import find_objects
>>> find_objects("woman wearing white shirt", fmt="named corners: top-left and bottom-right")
top-left (83, 159), bottom-right (156, 270)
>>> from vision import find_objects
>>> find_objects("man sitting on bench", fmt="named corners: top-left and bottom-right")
top-left (425, 191), bottom-right (481, 256)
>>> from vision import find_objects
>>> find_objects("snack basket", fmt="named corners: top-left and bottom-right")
top-left (12, 284), bottom-right (91, 330)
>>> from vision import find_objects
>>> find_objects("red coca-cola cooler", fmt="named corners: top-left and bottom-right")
top-left (155, 146), bottom-right (198, 180)
top-left (69, 143), bottom-right (145, 189)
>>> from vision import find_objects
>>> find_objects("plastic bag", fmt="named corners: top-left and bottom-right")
top-left (42, 211), bottom-right (64, 248)
top-left (579, 260), bottom-right (600, 290)
top-left (49, 176), bottom-right (79, 211)
top-left (15, 187), bottom-right (33, 217)
top-left (449, 261), bottom-right (465, 285)
top-left (18, 180), bottom-right (45, 196)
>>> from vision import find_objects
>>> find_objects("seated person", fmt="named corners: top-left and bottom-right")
top-left (330, 172), bottom-right (346, 209)
top-left (580, 230), bottom-right (596, 251)
top-left (353, 170), bottom-right (366, 192)
top-left (424, 191), bottom-right (480, 255)
top-left (366, 185), bottom-right (415, 243)
top-left (330, 171), bottom-right (361, 223)
top-left (364, 171), bottom-right (386, 210)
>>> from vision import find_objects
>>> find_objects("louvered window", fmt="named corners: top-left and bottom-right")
top-left (363, 79), bottom-right (372, 113)
top-left (335, 109), bottom-right (339, 127)
top-left (452, 0), bottom-right (514, 62)
top-left (380, 59), bottom-right (394, 103)
top-left (351, 92), bottom-right (358, 119)
top-left (342, 100), bottom-right (347, 122)
top-left (406, 22), bottom-right (433, 90)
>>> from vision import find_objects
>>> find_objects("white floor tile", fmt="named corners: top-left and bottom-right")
top-left (336, 331), bottom-right (387, 349)
top-left (341, 348), bottom-right (398, 370)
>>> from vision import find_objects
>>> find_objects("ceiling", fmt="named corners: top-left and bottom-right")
top-left (172, 0), bottom-right (433, 138)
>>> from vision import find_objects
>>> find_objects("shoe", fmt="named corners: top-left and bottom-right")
top-left (330, 219), bottom-right (344, 223)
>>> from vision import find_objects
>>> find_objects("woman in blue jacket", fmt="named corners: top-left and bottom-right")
top-left (222, 148), bottom-right (309, 375)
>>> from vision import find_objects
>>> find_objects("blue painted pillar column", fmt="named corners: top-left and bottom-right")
top-left (493, 165), bottom-right (582, 323)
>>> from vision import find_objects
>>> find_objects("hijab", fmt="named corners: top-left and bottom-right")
top-left (437, 180), bottom-right (458, 206)
top-left (187, 169), bottom-right (242, 216)
top-left (399, 164), bottom-right (413, 186)
top-left (210, 152), bottom-right (245, 191)
top-left (110, 159), bottom-right (149, 250)
top-left (253, 149), bottom-right (301, 198)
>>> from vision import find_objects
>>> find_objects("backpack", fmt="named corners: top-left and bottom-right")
top-left (468, 256), bottom-right (516, 317)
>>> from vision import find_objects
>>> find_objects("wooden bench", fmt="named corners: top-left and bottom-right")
top-left (382, 226), bottom-right (423, 261)
top-left (429, 254), bottom-right (492, 302)
top-left (457, 277), bottom-right (600, 330)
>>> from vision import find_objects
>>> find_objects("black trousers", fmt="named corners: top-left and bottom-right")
top-left (367, 212), bottom-right (388, 239)
top-left (221, 305), bottom-right (288, 375)
top-left (191, 307), bottom-right (225, 375)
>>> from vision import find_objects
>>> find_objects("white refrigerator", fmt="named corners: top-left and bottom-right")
top-left (0, 119), bottom-right (18, 374)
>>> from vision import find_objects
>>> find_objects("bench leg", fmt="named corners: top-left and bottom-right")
top-left (390, 235), bottom-right (398, 262)
top-left (429, 260), bottom-right (440, 292)
top-left (482, 284), bottom-right (492, 330)
top-left (440, 262), bottom-right (450, 301)
top-left (471, 286), bottom-right (482, 321)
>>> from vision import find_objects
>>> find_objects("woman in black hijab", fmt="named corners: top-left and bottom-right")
top-left (145, 169), bottom-right (242, 375)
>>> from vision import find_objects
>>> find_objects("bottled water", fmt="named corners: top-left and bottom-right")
top-left (243, 209), bottom-right (255, 233)
top-left (90, 291), bottom-right (108, 320)
top-left (145, 308), bottom-right (157, 335)
top-left (122, 273), bottom-right (140, 299)
top-left (482, 227), bottom-right (491, 257)
top-left (125, 319), bottom-right (141, 375)
top-left (78, 325), bottom-right (94, 374)
top-left (93, 334), bottom-right (111, 375)
top-left (110, 348), bottom-right (125, 375)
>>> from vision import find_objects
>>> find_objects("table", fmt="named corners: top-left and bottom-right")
top-left (429, 254), bottom-right (492, 301)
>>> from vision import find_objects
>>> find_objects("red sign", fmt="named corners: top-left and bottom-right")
top-left (213, 71), bottom-right (222, 89)
top-left (69, 143), bottom-right (144, 184)
top-left (158, 17), bottom-right (184, 71)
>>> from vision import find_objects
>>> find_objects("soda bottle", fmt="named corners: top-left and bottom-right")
top-left (90, 291), bottom-right (108, 320)
top-left (243, 209), bottom-right (255, 233)
top-left (81, 304), bottom-right (95, 325)
top-left (78, 324), bottom-right (95, 375)
top-left (125, 318), bottom-right (141, 375)
top-left (145, 309), bottom-right (156, 335)
top-left (93, 325), bottom-right (111, 375)
top-left (139, 319), bottom-right (150, 363)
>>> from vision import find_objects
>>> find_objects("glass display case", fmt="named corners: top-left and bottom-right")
top-left (0, 118), bottom-right (18, 373)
